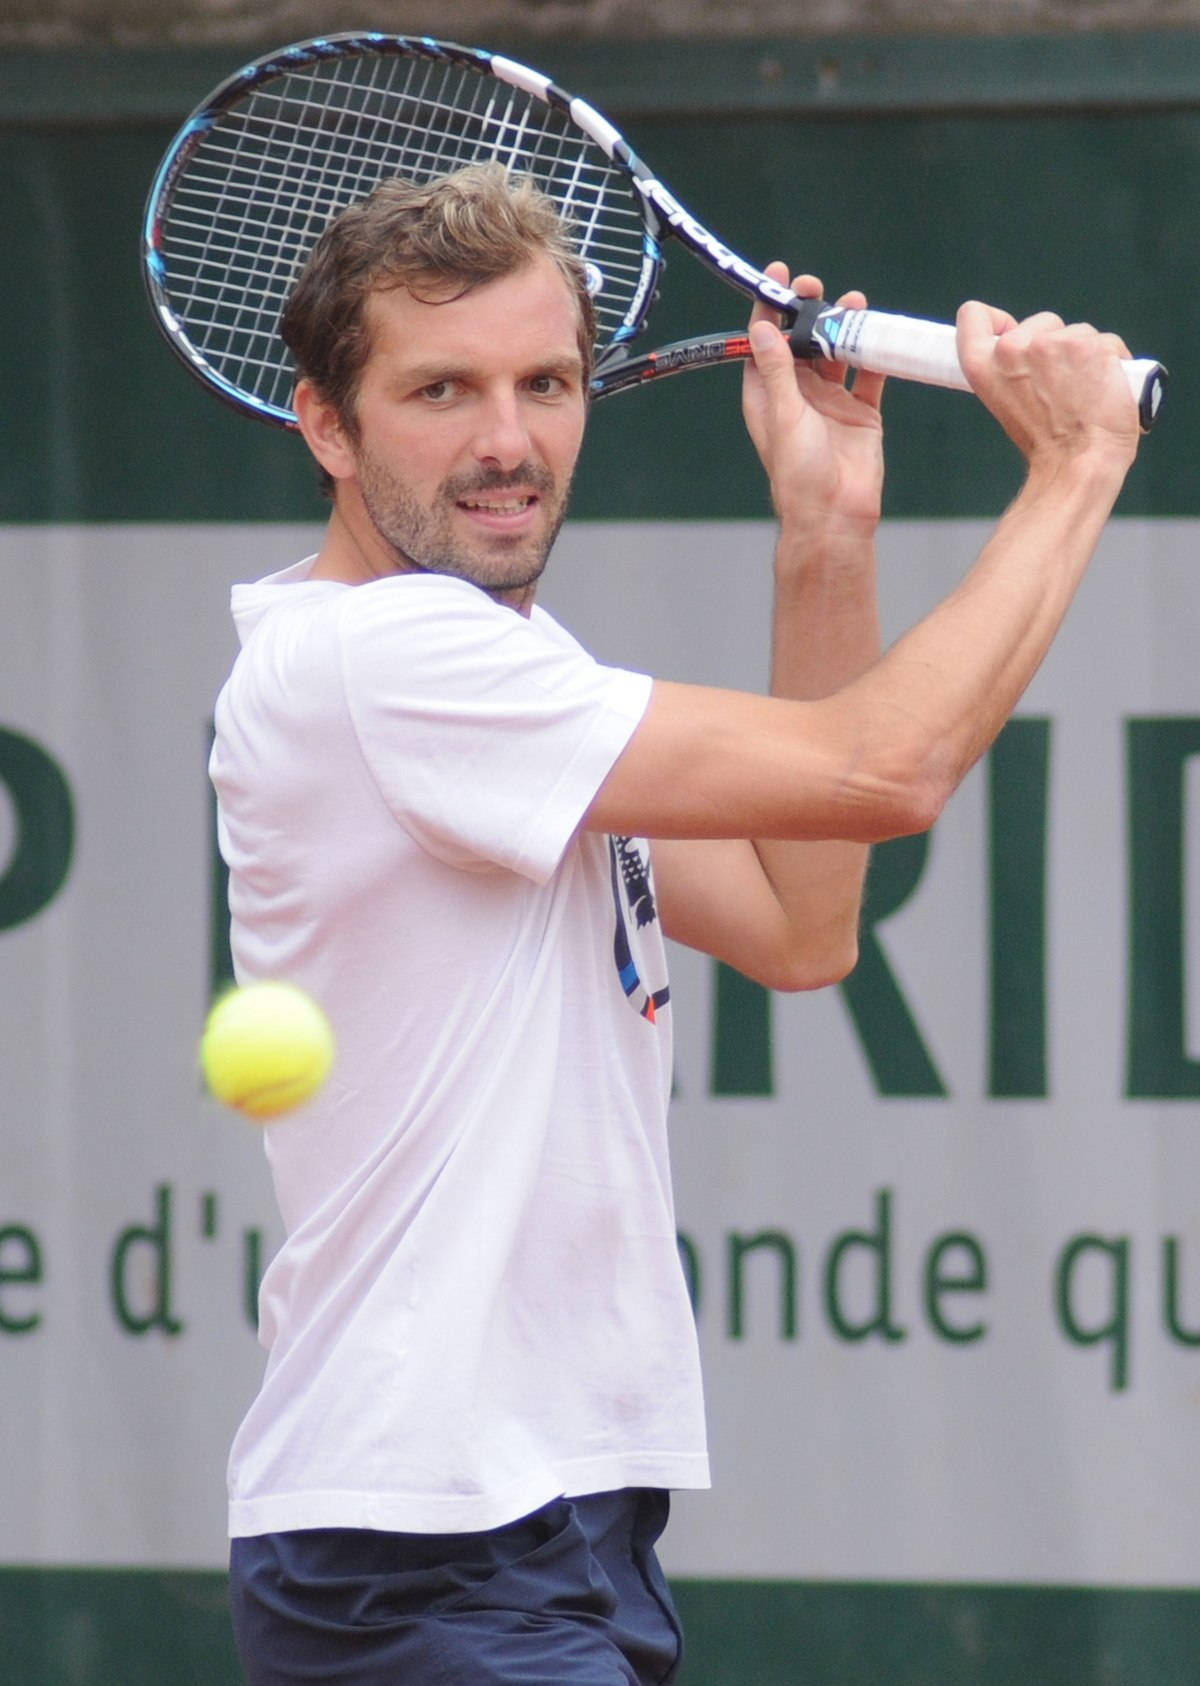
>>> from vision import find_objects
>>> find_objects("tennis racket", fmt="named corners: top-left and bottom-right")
top-left (142, 32), bottom-right (1167, 431)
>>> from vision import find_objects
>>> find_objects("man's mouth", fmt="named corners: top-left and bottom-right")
top-left (458, 495), bottom-right (536, 515)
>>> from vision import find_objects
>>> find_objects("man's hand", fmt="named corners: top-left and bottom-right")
top-left (741, 262), bottom-right (885, 537)
top-left (956, 300), bottom-right (1142, 472)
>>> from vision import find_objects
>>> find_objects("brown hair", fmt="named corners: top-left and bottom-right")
top-left (282, 163), bottom-right (595, 472)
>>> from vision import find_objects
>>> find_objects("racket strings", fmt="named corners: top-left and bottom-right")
top-left (156, 49), bottom-right (650, 415)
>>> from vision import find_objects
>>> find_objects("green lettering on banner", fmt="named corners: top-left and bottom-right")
top-left (710, 963), bottom-right (773, 1096)
top-left (840, 836), bottom-right (947, 1097)
top-left (709, 725), bottom-right (1048, 1102)
top-left (727, 1230), bottom-right (798, 1340)
top-left (0, 1223), bottom-right (44, 1333)
top-left (243, 1228), bottom-right (265, 1332)
top-left (989, 718), bottom-right (1049, 1098)
top-left (109, 1184), bottom-right (185, 1337)
top-left (677, 1232), bottom-right (701, 1313)
top-left (924, 1232), bottom-right (989, 1343)
top-left (1162, 1236), bottom-right (1200, 1349)
top-left (823, 1188), bottom-right (908, 1344)
top-left (1054, 1232), bottom-right (1131, 1392)
top-left (1126, 717), bottom-right (1200, 1097)
top-left (0, 727), bottom-right (73, 930)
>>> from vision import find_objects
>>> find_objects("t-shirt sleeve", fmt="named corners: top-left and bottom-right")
top-left (337, 575), bottom-right (652, 882)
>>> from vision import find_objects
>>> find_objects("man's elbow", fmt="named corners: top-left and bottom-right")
top-left (853, 745), bottom-right (957, 845)
top-left (754, 926), bottom-right (861, 995)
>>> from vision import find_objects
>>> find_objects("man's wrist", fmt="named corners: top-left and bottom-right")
top-left (773, 513), bottom-right (880, 580)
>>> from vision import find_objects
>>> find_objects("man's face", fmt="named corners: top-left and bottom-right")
top-left (342, 256), bottom-right (589, 605)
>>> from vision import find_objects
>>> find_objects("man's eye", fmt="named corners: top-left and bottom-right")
top-left (529, 374), bottom-right (565, 396)
top-left (419, 380), bottom-right (457, 402)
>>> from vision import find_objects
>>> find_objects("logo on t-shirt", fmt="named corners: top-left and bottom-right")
top-left (608, 836), bottom-right (671, 1023)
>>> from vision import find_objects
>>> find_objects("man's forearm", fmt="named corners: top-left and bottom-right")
top-left (750, 521), bottom-right (883, 983)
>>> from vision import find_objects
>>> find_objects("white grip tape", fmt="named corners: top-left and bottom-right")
top-left (836, 308), bottom-right (1159, 411)
top-left (836, 309), bottom-right (969, 389)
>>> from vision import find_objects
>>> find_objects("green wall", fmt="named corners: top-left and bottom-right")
top-left (7, 1572), bottom-right (1200, 1685)
top-left (0, 38), bottom-right (1195, 527)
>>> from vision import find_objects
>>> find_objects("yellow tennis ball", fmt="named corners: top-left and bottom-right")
top-left (201, 981), bottom-right (334, 1120)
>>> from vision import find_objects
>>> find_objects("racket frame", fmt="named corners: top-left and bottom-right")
top-left (142, 32), bottom-right (673, 429)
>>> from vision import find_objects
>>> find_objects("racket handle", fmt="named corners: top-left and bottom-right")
top-left (787, 299), bottom-right (1167, 432)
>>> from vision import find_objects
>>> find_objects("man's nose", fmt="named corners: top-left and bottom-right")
top-left (472, 391), bottom-right (533, 469)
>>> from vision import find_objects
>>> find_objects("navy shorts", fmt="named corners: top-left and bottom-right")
top-left (229, 1487), bottom-right (684, 1686)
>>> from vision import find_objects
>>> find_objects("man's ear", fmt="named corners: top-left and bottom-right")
top-left (294, 380), bottom-right (357, 482)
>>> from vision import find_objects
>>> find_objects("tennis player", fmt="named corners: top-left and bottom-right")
top-left (212, 164), bottom-right (1141, 1685)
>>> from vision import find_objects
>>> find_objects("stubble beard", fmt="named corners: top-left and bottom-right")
top-left (355, 446), bottom-right (572, 598)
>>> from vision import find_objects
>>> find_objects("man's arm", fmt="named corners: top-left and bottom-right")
top-left (583, 296), bottom-right (1142, 990)
top-left (644, 514), bottom-right (880, 992)
top-left (646, 266), bottom-right (885, 991)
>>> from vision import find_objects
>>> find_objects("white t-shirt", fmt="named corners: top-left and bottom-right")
top-left (211, 561), bottom-right (710, 1536)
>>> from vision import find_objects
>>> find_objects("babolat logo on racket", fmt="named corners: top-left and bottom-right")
top-left (810, 309), bottom-right (845, 358)
top-left (634, 177), bottom-right (797, 312)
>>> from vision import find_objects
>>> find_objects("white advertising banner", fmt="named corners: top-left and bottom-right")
top-left (2, 519), bottom-right (1198, 1587)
